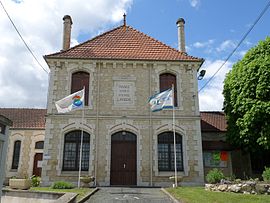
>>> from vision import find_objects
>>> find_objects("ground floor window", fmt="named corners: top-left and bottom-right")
top-left (11, 140), bottom-right (21, 169)
top-left (63, 130), bottom-right (90, 171)
top-left (158, 131), bottom-right (183, 171)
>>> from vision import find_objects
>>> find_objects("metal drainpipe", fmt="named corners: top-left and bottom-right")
top-left (149, 64), bottom-right (153, 186)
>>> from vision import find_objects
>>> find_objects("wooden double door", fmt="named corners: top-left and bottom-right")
top-left (110, 131), bottom-right (137, 186)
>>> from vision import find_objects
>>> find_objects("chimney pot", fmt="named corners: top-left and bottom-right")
top-left (176, 17), bottom-right (186, 52)
top-left (62, 15), bottom-right (73, 51)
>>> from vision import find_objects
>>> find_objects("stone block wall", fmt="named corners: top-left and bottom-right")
top-left (5, 130), bottom-right (44, 182)
top-left (42, 59), bottom-right (204, 186)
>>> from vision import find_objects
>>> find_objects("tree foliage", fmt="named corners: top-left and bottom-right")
top-left (223, 37), bottom-right (270, 151)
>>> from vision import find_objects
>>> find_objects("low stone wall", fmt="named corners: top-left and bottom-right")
top-left (205, 181), bottom-right (270, 195)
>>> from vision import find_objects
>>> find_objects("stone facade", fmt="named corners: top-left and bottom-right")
top-left (5, 129), bottom-right (44, 180)
top-left (42, 59), bottom-right (204, 186)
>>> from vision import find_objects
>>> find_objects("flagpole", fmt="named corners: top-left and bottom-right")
top-left (172, 84), bottom-right (177, 187)
top-left (78, 87), bottom-right (85, 188)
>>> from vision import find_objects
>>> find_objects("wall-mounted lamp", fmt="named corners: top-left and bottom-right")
top-left (197, 70), bottom-right (206, 80)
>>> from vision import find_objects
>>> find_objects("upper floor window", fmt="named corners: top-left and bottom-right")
top-left (11, 140), bottom-right (21, 169)
top-left (63, 130), bottom-right (90, 171)
top-left (71, 71), bottom-right (89, 106)
top-left (158, 131), bottom-right (183, 171)
top-left (35, 141), bottom-right (44, 149)
top-left (159, 73), bottom-right (177, 107)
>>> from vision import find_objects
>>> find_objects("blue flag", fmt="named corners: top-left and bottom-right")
top-left (149, 89), bottom-right (173, 112)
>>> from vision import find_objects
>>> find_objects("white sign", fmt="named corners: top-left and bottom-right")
top-left (43, 154), bottom-right (51, 160)
top-left (37, 161), bottom-right (43, 168)
top-left (114, 81), bottom-right (135, 106)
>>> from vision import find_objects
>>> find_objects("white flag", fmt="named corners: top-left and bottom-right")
top-left (55, 88), bottom-right (84, 113)
top-left (149, 89), bottom-right (173, 112)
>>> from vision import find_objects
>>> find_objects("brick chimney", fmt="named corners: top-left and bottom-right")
top-left (62, 15), bottom-right (73, 51)
top-left (176, 18), bottom-right (186, 52)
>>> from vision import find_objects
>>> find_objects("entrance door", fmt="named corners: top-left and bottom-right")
top-left (110, 131), bottom-right (137, 185)
top-left (33, 153), bottom-right (43, 177)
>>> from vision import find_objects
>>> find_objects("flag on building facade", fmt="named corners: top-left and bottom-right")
top-left (55, 88), bottom-right (85, 113)
top-left (149, 89), bottom-right (173, 112)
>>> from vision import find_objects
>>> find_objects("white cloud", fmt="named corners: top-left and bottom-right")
top-left (193, 39), bottom-right (214, 48)
top-left (216, 40), bottom-right (236, 52)
top-left (198, 60), bottom-right (232, 111)
top-left (0, 0), bottom-right (132, 108)
top-left (189, 0), bottom-right (200, 8)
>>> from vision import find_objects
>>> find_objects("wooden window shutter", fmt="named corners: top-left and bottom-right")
top-left (71, 71), bottom-right (89, 106)
top-left (159, 73), bottom-right (177, 107)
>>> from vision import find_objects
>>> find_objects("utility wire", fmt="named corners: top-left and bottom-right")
top-left (0, 0), bottom-right (49, 74)
top-left (198, 0), bottom-right (270, 93)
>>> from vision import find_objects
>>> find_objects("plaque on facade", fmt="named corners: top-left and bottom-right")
top-left (114, 81), bottom-right (135, 107)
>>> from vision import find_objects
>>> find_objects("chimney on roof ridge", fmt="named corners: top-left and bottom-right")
top-left (62, 15), bottom-right (73, 51)
top-left (176, 18), bottom-right (186, 52)
top-left (123, 13), bottom-right (126, 27)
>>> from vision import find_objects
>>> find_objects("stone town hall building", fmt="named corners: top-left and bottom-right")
top-left (42, 15), bottom-right (205, 187)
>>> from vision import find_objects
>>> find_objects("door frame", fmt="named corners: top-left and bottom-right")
top-left (108, 130), bottom-right (139, 186)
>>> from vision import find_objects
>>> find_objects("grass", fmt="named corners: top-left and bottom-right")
top-left (30, 187), bottom-right (93, 201)
top-left (166, 187), bottom-right (270, 203)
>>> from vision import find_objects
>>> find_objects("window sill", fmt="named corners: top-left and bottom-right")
top-left (59, 171), bottom-right (90, 177)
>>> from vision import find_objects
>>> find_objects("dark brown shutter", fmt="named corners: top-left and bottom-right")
top-left (71, 72), bottom-right (89, 106)
top-left (159, 73), bottom-right (177, 106)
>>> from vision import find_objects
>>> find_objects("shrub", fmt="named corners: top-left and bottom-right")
top-left (31, 175), bottom-right (41, 187)
top-left (262, 167), bottom-right (270, 182)
top-left (51, 181), bottom-right (75, 189)
top-left (206, 168), bottom-right (225, 184)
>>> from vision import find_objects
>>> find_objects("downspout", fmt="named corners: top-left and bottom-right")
top-left (149, 64), bottom-right (153, 186)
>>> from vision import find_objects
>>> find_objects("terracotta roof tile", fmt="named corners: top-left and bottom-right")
top-left (45, 25), bottom-right (203, 62)
top-left (0, 108), bottom-right (46, 129)
top-left (200, 111), bottom-right (227, 132)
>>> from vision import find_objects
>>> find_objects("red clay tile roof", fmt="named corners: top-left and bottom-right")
top-left (45, 25), bottom-right (203, 62)
top-left (200, 111), bottom-right (227, 132)
top-left (0, 108), bottom-right (46, 129)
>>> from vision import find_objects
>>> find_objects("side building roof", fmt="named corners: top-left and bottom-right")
top-left (200, 111), bottom-right (227, 132)
top-left (0, 108), bottom-right (46, 130)
top-left (45, 25), bottom-right (203, 63)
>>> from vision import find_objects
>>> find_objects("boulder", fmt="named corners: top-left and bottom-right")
top-left (218, 184), bottom-right (228, 192)
top-left (229, 184), bottom-right (241, 193)
top-left (255, 184), bottom-right (268, 194)
top-left (241, 184), bottom-right (252, 192)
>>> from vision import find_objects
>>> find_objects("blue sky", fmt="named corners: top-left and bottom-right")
top-left (0, 0), bottom-right (269, 110)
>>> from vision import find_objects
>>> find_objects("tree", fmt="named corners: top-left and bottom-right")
top-left (223, 37), bottom-right (270, 151)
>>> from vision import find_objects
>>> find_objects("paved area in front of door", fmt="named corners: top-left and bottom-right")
top-left (86, 187), bottom-right (175, 203)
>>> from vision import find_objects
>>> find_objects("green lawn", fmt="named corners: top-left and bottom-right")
top-left (166, 187), bottom-right (270, 203)
top-left (30, 187), bottom-right (93, 201)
